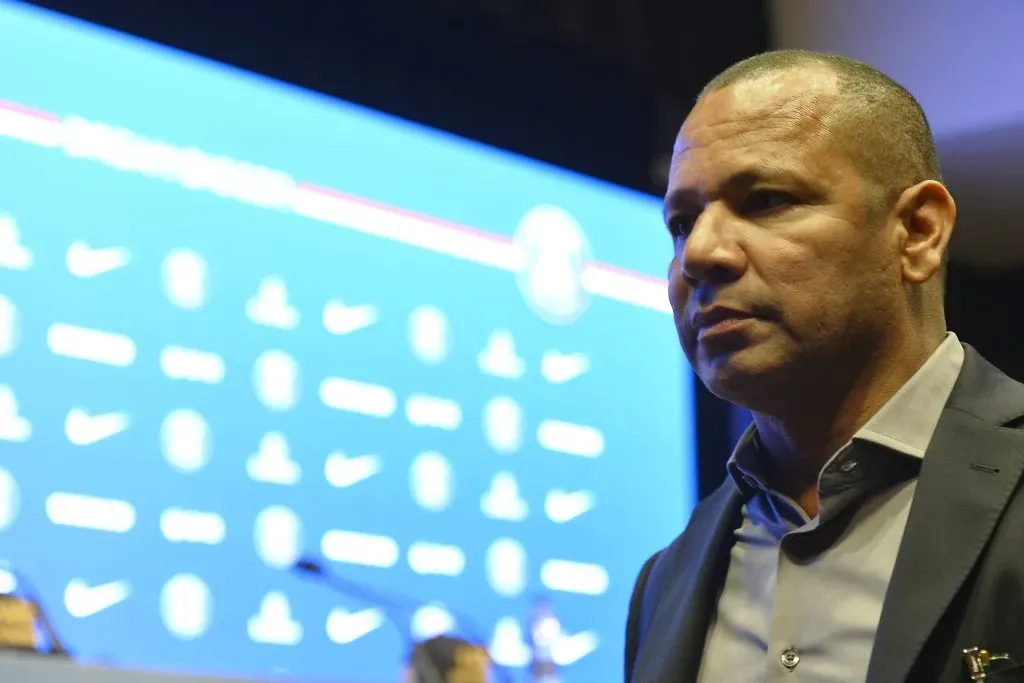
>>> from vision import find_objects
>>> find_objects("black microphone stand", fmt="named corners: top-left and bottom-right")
top-left (292, 557), bottom-right (513, 683)
top-left (293, 558), bottom-right (449, 683)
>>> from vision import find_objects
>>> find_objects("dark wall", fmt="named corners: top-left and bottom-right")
top-left (26, 0), bottom-right (769, 197)
top-left (946, 264), bottom-right (1024, 383)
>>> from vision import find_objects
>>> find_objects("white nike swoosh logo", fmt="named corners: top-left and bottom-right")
top-left (541, 351), bottom-right (590, 384)
top-left (66, 242), bottom-right (130, 278)
top-left (544, 489), bottom-right (595, 523)
top-left (324, 453), bottom-right (381, 488)
top-left (64, 579), bottom-right (130, 618)
top-left (65, 409), bottom-right (130, 446)
top-left (0, 215), bottom-right (32, 271)
top-left (323, 301), bottom-right (378, 335)
top-left (552, 630), bottom-right (599, 665)
top-left (326, 607), bottom-right (384, 644)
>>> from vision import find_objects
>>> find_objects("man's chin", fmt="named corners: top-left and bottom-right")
top-left (696, 348), bottom-right (787, 407)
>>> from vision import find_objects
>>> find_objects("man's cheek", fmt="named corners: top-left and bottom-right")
top-left (667, 268), bottom-right (688, 309)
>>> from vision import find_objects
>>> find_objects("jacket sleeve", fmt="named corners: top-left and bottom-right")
top-left (624, 550), bottom-right (663, 683)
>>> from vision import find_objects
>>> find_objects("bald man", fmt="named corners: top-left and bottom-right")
top-left (625, 50), bottom-right (1024, 683)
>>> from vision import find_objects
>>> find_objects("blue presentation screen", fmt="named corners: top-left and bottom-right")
top-left (0, 2), bottom-right (695, 681)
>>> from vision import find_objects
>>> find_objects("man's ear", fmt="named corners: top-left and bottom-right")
top-left (894, 180), bottom-right (956, 285)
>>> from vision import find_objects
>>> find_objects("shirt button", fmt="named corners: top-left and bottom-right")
top-left (781, 647), bottom-right (801, 670)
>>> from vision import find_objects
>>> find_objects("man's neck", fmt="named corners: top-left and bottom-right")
top-left (750, 327), bottom-right (947, 516)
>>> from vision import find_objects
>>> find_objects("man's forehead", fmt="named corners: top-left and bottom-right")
top-left (675, 68), bottom-right (840, 155)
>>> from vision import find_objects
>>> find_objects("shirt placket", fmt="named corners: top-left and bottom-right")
top-left (765, 447), bottom-right (868, 682)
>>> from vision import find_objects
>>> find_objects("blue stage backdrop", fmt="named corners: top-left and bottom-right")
top-left (0, 2), bottom-right (696, 681)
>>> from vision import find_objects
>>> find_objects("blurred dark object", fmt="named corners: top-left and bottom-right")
top-left (23, 0), bottom-right (767, 196)
top-left (0, 564), bottom-right (70, 658)
top-left (408, 635), bottom-right (491, 683)
top-left (527, 597), bottom-right (560, 682)
top-left (294, 557), bottom-right (510, 683)
top-left (0, 594), bottom-right (38, 652)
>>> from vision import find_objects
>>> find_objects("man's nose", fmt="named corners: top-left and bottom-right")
top-left (680, 205), bottom-right (746, 286)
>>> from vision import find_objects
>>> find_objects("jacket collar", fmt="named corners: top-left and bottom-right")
top-left (866, 345), bottom-right (1024, 683)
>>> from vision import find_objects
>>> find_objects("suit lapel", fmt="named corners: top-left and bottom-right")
top-left (867, 347), bottom-right (1024, 683)
top-left (631, 482), bottom-right (743, 683)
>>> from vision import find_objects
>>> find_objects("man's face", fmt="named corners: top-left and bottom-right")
top-left (665, 69), bottom-right (903, 406)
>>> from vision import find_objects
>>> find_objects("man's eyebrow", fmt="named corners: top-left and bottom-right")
top-left (662, 171), bottom-right (760, 222)
top-left (662, 167), bottom-right (819, 220)
top-left (663, 187), bottom-right (696, 223)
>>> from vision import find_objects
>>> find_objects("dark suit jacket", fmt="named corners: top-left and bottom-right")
top-left (625, 345), bottom-right (1024, 683)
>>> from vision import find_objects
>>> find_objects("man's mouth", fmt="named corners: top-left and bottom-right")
top-left (691, 307), bottom-right (760, 341)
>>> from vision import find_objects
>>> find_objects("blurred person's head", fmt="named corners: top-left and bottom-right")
top-left (665, 49), bottom-right (955, 418)
top-left (404, 635), bottom-right (491, 683)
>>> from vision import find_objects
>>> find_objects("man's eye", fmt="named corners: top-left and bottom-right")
top-left (667, 216), bottom-right (695, 240)
top-left (743, 190), bottom-right (796, 214)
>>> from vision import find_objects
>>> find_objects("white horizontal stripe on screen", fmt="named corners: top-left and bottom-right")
top-left (292, 185), bottom-right (523, 272)
top-left (540, 559), bottom-right (609, 596)
top-left (0, 101), bottom-right (61, 147)
top-left (160, 508), bottom-right (226, 545)
top-left (321, 529), bottom-right (400, 568)
top-left (581, 264), bottom-right (671, 313)
top-left (536, 420), bottom-right (605, 457)
top-left (60, 114), bottom-right (297, 211)
top-left (319, 377), bottom-right (397, 417)
top-left (45, 492), bottom-right (135, 533)
top-left (407, 542), bottom-right (466, 577)
top-left (405, 394), bottom-right (462, 430)
top-left (47, 323), bottom-right (136, 367)
top-left (0, 99), bottom-right (672, 314)
top-left (159, 346), bottom-right (226, 384)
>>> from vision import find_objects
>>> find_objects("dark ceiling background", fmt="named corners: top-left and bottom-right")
top-left (23, 0), bottom-right (768, 196)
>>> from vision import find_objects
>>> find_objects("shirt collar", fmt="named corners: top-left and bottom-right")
top-left (727, 423), bottom-right (765, 496)
top-left (727, 332), bottom-right (965, 494)
top-left (856, 332), bottom-right (964, 458)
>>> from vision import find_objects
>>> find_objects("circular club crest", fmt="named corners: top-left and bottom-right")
top-left (513, 205), bottom-right (593, 325)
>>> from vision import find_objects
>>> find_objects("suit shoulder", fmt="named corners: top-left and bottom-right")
top-left (657, 478), bottom-right (740, 563)
top-left (625, 546), bottom-right (664, 681)
top-left (624, 478), bottom-right (740, 680)
top-left (628, 479), bottom-right (736, 600)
